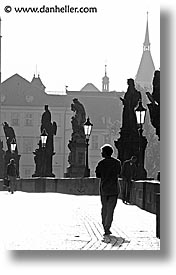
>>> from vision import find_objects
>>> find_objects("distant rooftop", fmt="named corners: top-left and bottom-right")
top-left (80, 83), bottom-right (100, 92)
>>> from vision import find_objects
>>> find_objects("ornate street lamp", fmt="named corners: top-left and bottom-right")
top-left (10, 138), bottom-right (17, 153)
top-left (84, 117), bottom-right (93, 177)
top-left (135, 99), bottom-right (147, 179)
top-left (135, 99), bottom-right (147, 126)
top-left (40, 129), bottom-right (48, 148)
top-left (40, 129), bottom-right (48, 176)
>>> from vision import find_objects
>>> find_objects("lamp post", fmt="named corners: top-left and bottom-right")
top-left (10, 138), bottom-right (17, 154)
top-left (84, 117), bottom-right (93, 177)
top-left (40, 129), bottom-right (48, 176)
top-left (135, 99), bottom-right (147, 179)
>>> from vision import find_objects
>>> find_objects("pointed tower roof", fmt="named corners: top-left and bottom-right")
top-left (102, 64), bottom-right (109, 92)
top-left (143, 12), bottom-right (150, 50)
top-left (135, 13), bottom-right (155, 92)
top-left (0, 17), bottom-right (2, 84)
top-left (103, 65), bottom-right (109, 79)
top-left (31, 74), bottom-right (46, 91)
top-left (80, 83), bottom-right (100, 92)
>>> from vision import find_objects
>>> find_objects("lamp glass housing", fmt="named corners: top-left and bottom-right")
top-left (135, 100), bottom-right (146, 125)
top-left (10, 138), bottom-right (16, 152)
top-left (84, 117), bottom-right (93, 139)
top-left (41, 129), bottom-right (48, 147)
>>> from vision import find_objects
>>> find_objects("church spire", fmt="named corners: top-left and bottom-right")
top-left (135, 12), bottom-right (155, 93)
top-left (143, 12), bottom-right (150, 51)
top-left (0, 17), bottom-right (2, 84)
top-left (105, 64), bottom-right (107, 76)
top-left (102, 64), bottom-right (109, 92)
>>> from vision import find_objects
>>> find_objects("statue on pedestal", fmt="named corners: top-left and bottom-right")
top-left (120, 78), bottom-right (141, 135)
top-left (3, 122), bottom-right (18, 153)
top-left (33, 105), bottom-right (57, 177)
top-left (65, 98), bottom-right (87, 178)
top-left (40, 105), bottom-right (57, 153)
top-left (146, 70), bottom-right (160, 140)
top-left (2, 122), bottom-right (20, 177)
top-left (71, 98), bottom-right (86, 141)
top-left (115, 78), bottom-right (147, 179)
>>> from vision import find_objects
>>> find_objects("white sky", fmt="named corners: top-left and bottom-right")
top-left (0, 0), bottom-right (160, 93)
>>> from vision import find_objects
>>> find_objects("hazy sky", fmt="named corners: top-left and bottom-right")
top-left (0, 0), bottom-right (160, 93)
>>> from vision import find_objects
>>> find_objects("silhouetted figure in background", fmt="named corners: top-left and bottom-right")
top-left (120, 78), bottom-right (141, 134)
top-left (7, 158), bottom-right (17, 194)
top-left (95, 144), bottom-right (121, 236)
top-left (121, 156), bottom-right (137, 204)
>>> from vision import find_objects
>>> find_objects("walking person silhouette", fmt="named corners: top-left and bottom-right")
top-left (95, 144), bottom-right (121, 236)
top-left (7, 159), bottom-right (17, 194)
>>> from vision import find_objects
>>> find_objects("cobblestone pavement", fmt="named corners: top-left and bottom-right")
top-left (0, 192), bottom-right (160, 250)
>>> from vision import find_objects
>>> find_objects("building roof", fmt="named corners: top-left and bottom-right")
top-left (80, 83), bottom-right (100, 92)
top-left (0, 73), bottom-right (48, 106)
top-left (0, 73), bottom-right (124, 129)
top-left (31, 74), bottom-right (46, 91)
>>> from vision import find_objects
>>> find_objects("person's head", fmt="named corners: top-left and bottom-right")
top-left (73, 98), bottom-right (78, 103)
top-left (10, 158), bottom-right (15, 164)
top-left (100, 144), bottom-right (113, 158)
top-left (44, 105), bottom-right (49, 111)
top-left (130, 156), bottom-right (137, 163)
top-left (127, 78), bottom-right (134, 86)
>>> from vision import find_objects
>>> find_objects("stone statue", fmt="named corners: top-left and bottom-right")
top-left (40, 105), bottom-right (57, 153)
top-left (120, 78), bottom-right (141, 134)
top-left (71, 98), bottom-right (86, 140)
top-left (3, 122), bottom-right (18, 153)
top-left (2, 122), bottom-right (20, 177)
top-left (33, 105), bottom-right (57, 177)
top-left (146, 70), bottom-right (160, 139)
top-left (65, 99), bottom-right (87, 177)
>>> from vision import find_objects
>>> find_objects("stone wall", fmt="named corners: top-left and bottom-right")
top-left (0, 177), bottom-right (160, 238)
top-left (0, 177), bottom-right (160, 214)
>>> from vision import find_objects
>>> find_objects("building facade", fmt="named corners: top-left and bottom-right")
top-left (0, 73), bottom-right (123, 178)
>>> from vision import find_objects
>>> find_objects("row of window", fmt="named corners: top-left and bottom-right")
top-left (10, 135), bottom-right (100, 153)
top-left (11, 113), bottom-right (33, 126)
top-left (2, 112), bottom-right (62, 127)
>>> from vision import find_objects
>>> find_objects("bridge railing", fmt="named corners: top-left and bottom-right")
top-left (0, 177), bottom-right (160, 238)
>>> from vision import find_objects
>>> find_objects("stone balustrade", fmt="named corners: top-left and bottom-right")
top-left (0, 177), bottom-right (160, 238)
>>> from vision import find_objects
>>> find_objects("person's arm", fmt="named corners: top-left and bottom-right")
top-left (121, 163), bottom-right (126, 178)
top-left (95, 163), bottom-right (101, 178)
top-left (117, 161), bottom-right (121, 177)
top-left (132, 165), bottom-right (137, 180)
top-left (15, 164), bottom-right (18, 178)
top-left (7, 165), bottom-right (10, 176)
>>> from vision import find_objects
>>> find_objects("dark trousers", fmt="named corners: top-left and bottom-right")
top-left (100, 195), bottom-right (118, 232)
top-left (123, 179), bottom-right (131, 202)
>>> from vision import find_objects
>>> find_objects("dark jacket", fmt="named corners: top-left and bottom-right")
top-left (95, 157), bottom-right (121, 196)
top-left (7, 163), bottom-right (17, 177)
top-left (121, 159), bottom-right (137, 181)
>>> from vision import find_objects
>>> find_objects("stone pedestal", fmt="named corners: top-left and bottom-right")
top-left (65, 138), bottom-right (86, 178)
top-left (32, 148), bottom-right (55, 177)
top-left (114, 128), bottom-right (147, 180)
